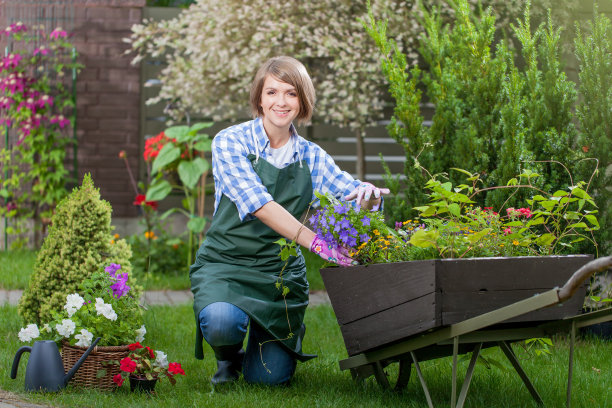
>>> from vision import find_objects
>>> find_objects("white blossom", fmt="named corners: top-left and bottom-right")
top-left (56, 319), bottom-right (76, 338)
top-left (64, 293), bottom-right (85, 317)
top-left (135, 324), bottom-right (146, 343)
top-left (42, 323), bottom-right (52, 333)
top-left (74, 329), bottom-right (94, 347)
top-left (95, 297), bottom-right (117, 321)
top-left (18, 324), bottom-right (40, 342)
top-left (154, 350), bottom-right (168, 369)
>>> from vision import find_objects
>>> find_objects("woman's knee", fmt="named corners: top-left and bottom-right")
top-left (199, 302), bottom-right (248, 346)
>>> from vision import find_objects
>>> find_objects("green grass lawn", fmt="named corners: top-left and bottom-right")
top-left (0, 247), bottom-right (327, 292)
top-left (1, 303), bottom-right (610, 408)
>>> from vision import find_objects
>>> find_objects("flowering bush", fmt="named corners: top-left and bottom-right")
top-left (18, 263), bottom-right (145, 347)
top-left (0, 22), bottom-right (82, 247)
top-left (106, 342), bottom-right (185, 386)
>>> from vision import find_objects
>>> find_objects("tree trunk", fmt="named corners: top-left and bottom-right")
top-left (355, 128), bottom-right (366, 181)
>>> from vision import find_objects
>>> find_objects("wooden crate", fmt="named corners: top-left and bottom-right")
top-left (320, 255), bottom-right (592, 356)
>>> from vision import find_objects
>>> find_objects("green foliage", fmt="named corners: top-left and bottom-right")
top-left (575, 6), bottom-right (612, 253)
top-left (17, 174), bottom-right (136, 324)
top-left (126, 227), bottom-right (189, 277)
top-left (366, 0), bottom-right (584, 223)
top-left (145, 122), bottom-right (213, 267)
top-left (408, 169), bottom-right (599, 258)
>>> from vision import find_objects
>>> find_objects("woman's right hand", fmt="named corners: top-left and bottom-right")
top-left (309, 235), bottom-right (358, 267)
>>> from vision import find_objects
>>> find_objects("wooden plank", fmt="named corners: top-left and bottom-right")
top-left (442, 287), bottom-right (586, 325)
top-left (320, 260), bottom-right (435, 325)
top-left (339, 293), bottom-right (437, 356)
top-left (436, 255), bottom-right (592, 292)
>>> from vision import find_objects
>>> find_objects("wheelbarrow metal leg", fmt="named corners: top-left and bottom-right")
top-left (567, 320), bottom-right (576, 408)
top-left (451, 336), bottom-right (459, 408)
top-left (456, 342), bottom-right (483, 408)
top-left (410, 351), bottom-right (434, 408)
top-left (499, 341), bottom-right (544, 405)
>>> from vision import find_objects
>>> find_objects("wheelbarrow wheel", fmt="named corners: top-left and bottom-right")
top-left (372, 357), bottom-right (412, 391)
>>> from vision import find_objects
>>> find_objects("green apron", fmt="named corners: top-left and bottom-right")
top-left (190, 154), bottom-right (315, 361)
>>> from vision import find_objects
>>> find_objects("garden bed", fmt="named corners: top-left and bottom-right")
top-left (321, 255), bottom-right (592, 356)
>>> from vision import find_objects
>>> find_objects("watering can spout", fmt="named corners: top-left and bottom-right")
top-left (64, 337), bottom-right (101, 385)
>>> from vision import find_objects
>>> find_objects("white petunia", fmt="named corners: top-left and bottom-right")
top-left (95, 297), bottom-right (117, 321)
top-left (154, 350), bottom-right (168, 369)
top-left (18, 324), bottom-right (40, 342)
top-left (135, 324), bottom-right (146, 343)
top-left (64, 293), bottom-right (85, 317)
top-left (56, 319), bottom-right (76, 338)
top-left (74, 329), bottom-right (94, 347)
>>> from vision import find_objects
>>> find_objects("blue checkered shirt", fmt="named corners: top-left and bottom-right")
top-left (212, 117), bottom-right (361, 221)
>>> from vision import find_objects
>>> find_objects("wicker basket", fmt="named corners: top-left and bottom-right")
top-left (61, 341), bottom-right (130, 390)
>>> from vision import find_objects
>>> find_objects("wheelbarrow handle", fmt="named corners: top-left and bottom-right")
top-left (558, 256), bottom-right (612, 302)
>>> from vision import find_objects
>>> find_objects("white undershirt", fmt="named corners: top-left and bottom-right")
top-left (267, 141), bottom-right (295, 168)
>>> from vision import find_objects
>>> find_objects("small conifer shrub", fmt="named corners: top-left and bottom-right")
top-left (18, 174), bottom-right (136, 324)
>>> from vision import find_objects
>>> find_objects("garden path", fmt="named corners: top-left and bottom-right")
top-left (0, 289), bottom-right (331, 307)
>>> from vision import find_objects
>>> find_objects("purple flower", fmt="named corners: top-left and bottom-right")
top-left (334, 204), bottom-right (348, 215)
top-left (110, 272), bottom-right (130, 298)
top-left (395, 221), bottom-right (402, 230)
top-left (308, 213), bottom-right (318, 226)
top-left (361, 216), bottom-right (371, 227)
top-left (349, 227), bottom-right (358, 237)
top-left (339, 230), bottom-right (349, 244)
top-left (105, 263), bottom-right (121, 277)
top-left (359, 234), bottom-right (370, 243)
top-left (339, 218), bottom-right (351, 230)
top-left (347, 236), bottom-right (357, 247)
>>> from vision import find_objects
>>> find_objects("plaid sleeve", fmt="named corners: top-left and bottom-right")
top-left (307, 142), bottom-right (361, 205)
top-left (212, 130), bottom-right (273, 221)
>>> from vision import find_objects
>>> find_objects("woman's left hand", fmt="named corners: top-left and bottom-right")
top-left (345, 182), bottom-right (390, 211)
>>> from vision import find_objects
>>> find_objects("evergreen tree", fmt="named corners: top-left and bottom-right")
top-left (18, 174), bottom-right (135, 324)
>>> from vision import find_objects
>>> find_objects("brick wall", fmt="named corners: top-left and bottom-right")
top-left (72, 0), bottom-right (146, 217)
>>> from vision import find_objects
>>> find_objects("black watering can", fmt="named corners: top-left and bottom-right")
top-left (10, 337), bottom-right (101, 392)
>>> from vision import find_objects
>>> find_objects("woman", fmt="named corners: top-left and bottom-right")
top-left (190, 56), bottom-right (389, 386)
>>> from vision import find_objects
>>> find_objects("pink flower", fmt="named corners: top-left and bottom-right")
top-left (0, 96), bottom-right (14, 109)
top-left (50, 114), bottom-right (70, 128)
top-left (33, 46), bottom-right (49, 57)
top-left (49, 27), bottom-right (67, 40)
top-left (1, 53), bottom-right (22, 71)
top-left (503, 228), bottom-right (511, 235)
top-left (36, 95), bottom-right (53, 108)
top-left (3, 22), bottom-right (27, 37)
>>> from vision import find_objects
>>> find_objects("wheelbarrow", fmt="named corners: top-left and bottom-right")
top-left (325, 256), bottom-right (612, 408)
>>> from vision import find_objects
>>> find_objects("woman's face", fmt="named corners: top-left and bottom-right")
top-left (260, 75), bottom-right (300, 135)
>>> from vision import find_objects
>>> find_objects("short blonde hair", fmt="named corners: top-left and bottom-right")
top-left (249, 56), bottom-right (316, 124)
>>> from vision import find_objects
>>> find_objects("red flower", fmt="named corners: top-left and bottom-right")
top-left (119, 357), bottom-right (137, 373)
top-left (168, 362), bottom-right (185, 376)
top-left (113, 374), bottom-right (124, 386)
top-left (145, 346), bottom-right (155, 359)
top-left (133, 194), bottom-right (158, 210)
top-left (118, 150), bottom-right (126, 159)
top-left (144, 132), bottom-right (175, 162)
top-left (128, 342), bottom-right (144, 351)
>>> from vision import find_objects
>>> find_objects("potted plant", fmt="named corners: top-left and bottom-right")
top-left (105, 342), bottom-right (185, 393)
top-left (313, 170), bottom-right (602, 355)
top-left (18, 263), bottom-right (147, 389)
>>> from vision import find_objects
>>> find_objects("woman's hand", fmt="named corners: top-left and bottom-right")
top-left (345, 182), bottom-right (390, 211)
top-left (309, 235), bottom-right (357, 267)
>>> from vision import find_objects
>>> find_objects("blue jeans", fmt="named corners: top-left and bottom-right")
top-left (198, 302), bottom-right (297, 385)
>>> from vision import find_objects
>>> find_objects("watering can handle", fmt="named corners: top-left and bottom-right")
top-left (10, 346), bottom-right (32, 379)
top-left (558, 256), bottom-right (612, 302)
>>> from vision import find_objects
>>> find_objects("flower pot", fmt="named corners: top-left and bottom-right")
top-left (129, 376), bottom-right (158, 393)
top-left (320, 255), bottom-right (593, 355)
